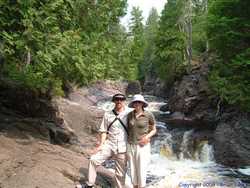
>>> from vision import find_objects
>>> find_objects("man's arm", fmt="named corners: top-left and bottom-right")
top-left (92, 111), bottom-right (108, 154)
top-left (98, 132), bottom-right (107, 146)
top-left (91, 132), bottom-right (107, 154)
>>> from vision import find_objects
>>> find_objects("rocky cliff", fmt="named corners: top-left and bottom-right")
top-left (156, 60), bottom-right (250, 167)
top-left (0, 79), bottom-right (128, 188)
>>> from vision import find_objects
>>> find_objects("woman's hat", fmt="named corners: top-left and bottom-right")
top-left (128, 94), bottom-right (148, 108)
top-left (112, 93), bottom-right (126, 102)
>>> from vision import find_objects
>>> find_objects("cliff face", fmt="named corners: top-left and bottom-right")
top-left (0, 80), bottom-right (127, 188)
top-left (0, 80), bottom-right (75, 145)
top-left (158, 61), bottom-right (250, 167)
top-left (0, 83), bottom-right (88, 188)
top-left (214, 110), bottom-right (250, 167)
top-left (167, 62), bottom-right (218, 129)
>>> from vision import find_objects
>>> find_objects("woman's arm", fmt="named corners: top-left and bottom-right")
top-left (139, 123), bottom-right (157, 146)
top-left (139, 112), bottom-right (157, 146)
top-left (145, 123), bottom-right (157, 140)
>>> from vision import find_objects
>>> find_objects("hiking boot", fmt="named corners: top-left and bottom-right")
top-left (82, 184), bottom-right (93, 188)
top-left (75, 184), bottom-right (93, 188)
top-left (75, 185), bottom-right (82, 188)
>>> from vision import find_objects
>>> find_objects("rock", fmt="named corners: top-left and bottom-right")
top-left (126, 80), bottom-right (142, 95)
top-left (164, 59), bottom-right (250, 167)
top-left (143, 70), bottom-right (167, 97)
top-left (0, 79), bottom-right (128, 188)
top-left (166, 62), bottom-right (218, 129)
top-left (214, 117), bottom-right (250, 167)
top-left (0, 134), bottom-right (84, 188)
top-left (159, 104), bottom-right (169, 112)
top-left (69, 80), bottom-right (128, 105)
top-left (158, 111), bottom-right (215, 130)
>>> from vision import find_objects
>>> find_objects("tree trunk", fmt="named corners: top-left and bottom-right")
top-left (186, 0), bottom-right (192, 74)
top-left (205, 0), bottom-right (209, 53)
top-left (25, 50), bottom-right (31, 66)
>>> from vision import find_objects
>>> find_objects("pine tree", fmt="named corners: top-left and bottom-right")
top-left (128, 6), bottom-right (145, 80)
top-left (207, 0), bottom-right (250, 111)
top-left (140, 8), bottom-right (159, 82)
top-left (0, 0), bottom-right (132, 94)
top-left (154, 0), bottom-right (186, 87)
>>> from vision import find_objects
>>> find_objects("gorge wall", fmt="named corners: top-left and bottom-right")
top-left (143, 60), bottom-right (250, 167)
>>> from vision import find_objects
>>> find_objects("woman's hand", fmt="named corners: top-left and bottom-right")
top-left (138, 135), bottom-right (150, 147)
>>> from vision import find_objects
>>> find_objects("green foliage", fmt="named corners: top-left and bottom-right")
top-left (154, 0), bottom-right (186, 84)
top-left (128, 6), bottom-right (145, 80)
top-left (192, 0), bottom-right (208, 56)
top-left (0, 0), bottom-right (134, 95)
top-left (129, 7), bottom-right (144, 36)
top-left (139, 8), bottom-right (159, 82)
top-left (2, 0), bottom-right (249, 115)
top-left (207, 0), bottom-right (250, 111)
top-left (192, 23), bottom-right (207, 56)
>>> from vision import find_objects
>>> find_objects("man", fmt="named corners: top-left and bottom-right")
top-left (84, 93), bottom-right (129, 188)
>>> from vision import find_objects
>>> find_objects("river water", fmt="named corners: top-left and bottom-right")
top-left (97, 95), bottom-right (250, 188)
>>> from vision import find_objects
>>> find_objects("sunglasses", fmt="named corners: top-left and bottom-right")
top-left (114, 98), bottom-right (126, 101)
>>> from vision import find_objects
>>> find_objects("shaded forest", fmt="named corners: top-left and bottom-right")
top-left (0, 0), bottom-right (249, 111)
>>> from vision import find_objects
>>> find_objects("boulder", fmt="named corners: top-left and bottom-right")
top-left (214, 116), bottom-right (250, 167)
top-left (126, 80), bottom-right (142, 95)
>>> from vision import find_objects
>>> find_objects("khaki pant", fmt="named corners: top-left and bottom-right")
top-left (87, 144), bottom-right (127, 188)
top-left (127, 143), bottom-right (151, 187)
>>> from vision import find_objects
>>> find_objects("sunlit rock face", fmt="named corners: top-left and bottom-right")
top-left (0, 80), bottom-right (129, 188)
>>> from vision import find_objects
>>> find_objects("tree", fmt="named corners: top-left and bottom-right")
top-left (192, 0), bottom-right (209, 55)
top-left (207, 0), bottom-right (250, 111)
top-left (128, 6), bottom-right (145, 80)
top-left (140, 8), bottom-right (159, 82)
top-left (178, 0), bottom-right (209, 71)
top-left (154, 0), bottom-right (186, 87)
top-left (182, 0), bottom-right (193, 73)
top-left (0, 0), bottom-right (132, 94)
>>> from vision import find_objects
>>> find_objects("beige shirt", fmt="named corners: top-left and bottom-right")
top-left (127, 110), bottom-right (156, 144)
top-left (99, 108), bottom-right (130, 153)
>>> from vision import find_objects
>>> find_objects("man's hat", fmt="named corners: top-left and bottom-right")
top-left (112, 93), bottom-right (126, 102)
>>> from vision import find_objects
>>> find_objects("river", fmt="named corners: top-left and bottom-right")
top-left (97, 95), bottom-right (250, 188)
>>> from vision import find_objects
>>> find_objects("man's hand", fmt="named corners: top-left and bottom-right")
top-left (138, 135), bottom-right (150, 147)
top-left (91, 144), bottom-right (103, 154)
top-left (90, 132), bottom-right (106, 154)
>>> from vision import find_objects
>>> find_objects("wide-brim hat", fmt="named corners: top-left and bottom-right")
top-left (112, 93), bottom-right (126, 102)
top-left (128, 94), bottom-right (148, 108)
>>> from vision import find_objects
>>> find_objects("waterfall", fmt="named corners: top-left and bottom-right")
top-left (179, 130), bottom-right (194, 160)
top-left (200, 143), bottom-right (214, 162)
top-left (97, 95), bottom-right (249, 188)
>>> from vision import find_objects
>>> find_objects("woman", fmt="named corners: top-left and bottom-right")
top-left (127, 94), bottom-right (157, 188)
